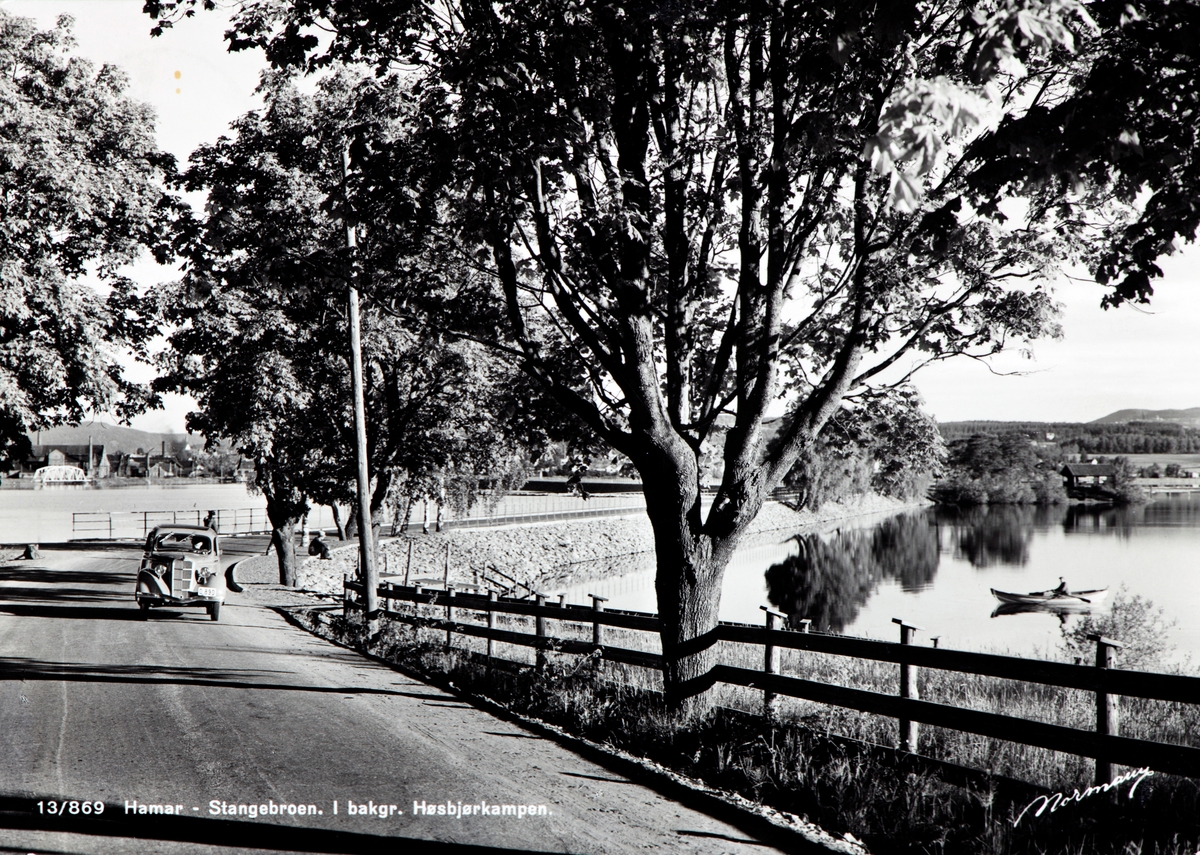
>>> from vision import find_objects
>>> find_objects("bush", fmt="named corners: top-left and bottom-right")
top-left (1060, 586), bottom-right (1178, 671)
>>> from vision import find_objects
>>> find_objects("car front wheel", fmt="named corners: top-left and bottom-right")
top-left (207, 601), bottom-right (221, 621)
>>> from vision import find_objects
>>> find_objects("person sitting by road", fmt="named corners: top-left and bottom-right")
top-left (308, 531), bottom-right (331, 560)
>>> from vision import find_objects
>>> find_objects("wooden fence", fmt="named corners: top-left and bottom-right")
top-left (343, 578), bottom-right (1200, 785)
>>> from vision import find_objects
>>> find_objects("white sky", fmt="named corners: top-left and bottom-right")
top-left (9, 0), bottom-right (1199, 430)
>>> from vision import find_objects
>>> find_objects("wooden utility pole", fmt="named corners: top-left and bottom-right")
top-left (342, 144), bottom-right (378, 641)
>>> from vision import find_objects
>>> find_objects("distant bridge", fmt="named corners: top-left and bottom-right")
top-left (1137, 477), bottom-right (1200, 494)
top-left (32, 465), bottom-right (90, 484)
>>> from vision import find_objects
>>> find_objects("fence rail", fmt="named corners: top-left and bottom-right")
top-left (344, 578), bottom-right (1200, 784)
top-left (393, 492), bottom-right (648, 533)
top-left (73, 508), bottom-right (273, 539)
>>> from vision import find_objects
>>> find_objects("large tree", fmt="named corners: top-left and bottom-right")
top-left (0, 10), bottom-right (177, 464)
top-left (156, 71), bottom-right (581, 582)
top-left (156, 72), bottom-right (444, 583)
top-left (147, 0), bottom-right (1199, 708)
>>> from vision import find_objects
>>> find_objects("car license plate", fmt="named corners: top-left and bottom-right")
top-left (194, 587), bottom-right (219, 599)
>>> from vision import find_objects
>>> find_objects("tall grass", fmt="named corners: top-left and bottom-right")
top-left (295, 597), bottom-right (1200, 855)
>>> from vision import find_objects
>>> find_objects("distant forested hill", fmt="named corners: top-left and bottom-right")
top-left (938, 420), bottom-right (1200, 454)
top-left (1090, 407), bottom-right (1200, 426)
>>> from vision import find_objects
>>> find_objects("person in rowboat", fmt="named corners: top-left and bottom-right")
top-left (1053, 577), bottom-right (1069, 596)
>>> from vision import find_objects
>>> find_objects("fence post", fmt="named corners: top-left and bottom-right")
top-left (588, 594), bottom-right (608, 647)
top-left (446, 586), bottom-right (455, 648)
top-left (535, 593), bottom-right (547, 670)
top-left (443, 542), bottom-right (450, 589)
top-left (892, 618), bottom-right (924, 752)
top-left (487, 590), bottom-right (498, 668)
top-left (760, 606), bottom-right (786, 724)
top-left (404, 540), bottom-right (413, 587)
top-left (383, 581), bottom-right (391, 616)
top-left (343, 574), bottom-right (352, 619)
top-left (474, 569), bottom-right (480, 592)
top-left (1089, 634), bottom-right (1124, 786)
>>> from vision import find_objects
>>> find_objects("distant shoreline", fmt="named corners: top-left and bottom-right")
top-left (0, 477), bottom-right (248, 491)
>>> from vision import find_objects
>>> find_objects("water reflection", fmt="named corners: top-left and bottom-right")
top-left (1140, 494), bottom-right (1200, 526)
top-left (1063, 504), bottom-right (1138, 538)
top-left (934, 505), bottom-right (1065, 568)
top-left (765, 513), bottom-right (937, 632)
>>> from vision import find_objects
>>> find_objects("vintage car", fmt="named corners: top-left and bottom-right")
top-left (134, 525), bottom-right (226, 621)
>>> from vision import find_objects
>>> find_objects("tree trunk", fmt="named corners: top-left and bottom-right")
top-left (369, 471), bottom-right (391, 544)
top-left (400, 495), bottom-right (414, 535)
top-left (635, 443), bottom-right (741, 714)
top-left (648, 510), bottom-right (743, 713)
top-left (271, 520), bottom-right (300, 587)
top-left (260, 474), bottom-right (307, 588)
top-left (331, 504), bottom-right (347, 540)
top-left (633, 424), bottom-right (777, 715)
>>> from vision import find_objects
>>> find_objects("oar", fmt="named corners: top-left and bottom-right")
top-left (1051, 591), bottom-right (1092, 604)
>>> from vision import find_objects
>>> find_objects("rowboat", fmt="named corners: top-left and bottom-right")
top-left (991, 587), bottom-right (1108, 606)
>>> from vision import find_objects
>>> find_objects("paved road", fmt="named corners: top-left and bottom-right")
top-left (0, 546), bottom-right (790, 854)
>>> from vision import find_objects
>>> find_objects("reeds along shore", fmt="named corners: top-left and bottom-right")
top-left (297, 599), bottom-right (1200, 855)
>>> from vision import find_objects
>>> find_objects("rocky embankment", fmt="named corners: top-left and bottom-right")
top-left (293, 493), bottom-right (922, 597)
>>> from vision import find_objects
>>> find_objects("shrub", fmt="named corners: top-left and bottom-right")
top-left (1060, 586), bottom-right (1178, 671)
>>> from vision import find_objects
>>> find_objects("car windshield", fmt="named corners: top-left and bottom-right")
top-left (154, 532), bottom-right (212, 554)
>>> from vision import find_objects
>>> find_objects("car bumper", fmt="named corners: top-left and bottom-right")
top-left (135, 591), bottom-right (225, 607)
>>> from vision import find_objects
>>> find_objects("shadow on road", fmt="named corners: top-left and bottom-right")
top-left (0, 586), bottom-right (130, 605)
top-left (0, 566), bottom-right (131, 586)
top-left (0, 795), bottom-right (562, 854)
top-left (0, 656), bottom-right (417, 698)
top-left (0, 603), bottom-right (157, 621)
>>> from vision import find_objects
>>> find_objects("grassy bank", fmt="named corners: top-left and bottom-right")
top-left (291, 601), bottom-right (1200, 855)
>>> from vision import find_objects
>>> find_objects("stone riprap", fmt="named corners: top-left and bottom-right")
top-left (294, 493), bottom-right (921, 597)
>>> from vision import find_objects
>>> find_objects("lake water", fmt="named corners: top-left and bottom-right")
top-left (560, 496), bottom-right (1200, 665)
top-left (0, 482), bottom-right (337, 543)
top-left (8, 483), bottom-right (1199, 663)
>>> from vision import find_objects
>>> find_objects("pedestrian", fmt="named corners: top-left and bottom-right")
top-left (308, 530), bottom-right (331, 560)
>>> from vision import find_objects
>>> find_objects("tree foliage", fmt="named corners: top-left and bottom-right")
top-left (932, 431), bottom-right (1066, 504)
top-left (0, 11), bottom-right (177, 463)
top-left (154, 71), bottom-right (584, 580)
top-left (780, 389), bottom-right (945, 510)
top-left (145, 0), bottom-right (1200, 706)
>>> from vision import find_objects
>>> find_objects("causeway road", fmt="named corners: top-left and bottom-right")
top-left (0, 544), bottom-right (796, 854)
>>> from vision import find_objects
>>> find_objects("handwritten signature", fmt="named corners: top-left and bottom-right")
top-left (1013, 767), bottom-right (1154, 826)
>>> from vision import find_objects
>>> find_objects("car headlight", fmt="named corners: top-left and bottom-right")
top-left (152, 565), bottom-right (166, 577)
